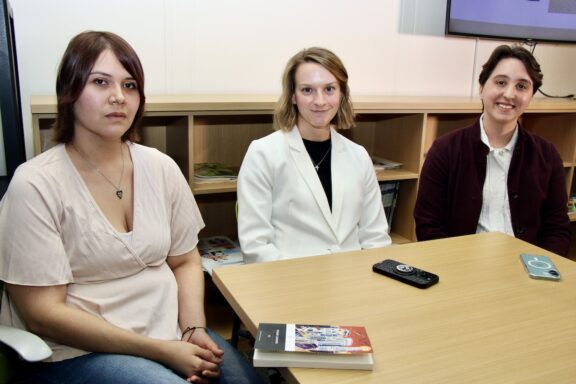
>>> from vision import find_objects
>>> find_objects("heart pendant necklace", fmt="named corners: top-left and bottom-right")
top-left (72, 143), bottom-right (125, 199)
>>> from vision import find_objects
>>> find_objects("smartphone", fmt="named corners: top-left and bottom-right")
top-left (372, 259), bottom-right (439, 289)
top-left (520, 254), bottom-right (561, 281)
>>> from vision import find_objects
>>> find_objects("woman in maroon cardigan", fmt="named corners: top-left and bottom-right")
top-left (414, 45), bottom-right (570, 256)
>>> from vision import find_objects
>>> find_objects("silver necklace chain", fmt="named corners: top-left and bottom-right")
top-left (72, 143), bottom-right (125, 199)
top-left (312, 147), bottom-right (331, 172)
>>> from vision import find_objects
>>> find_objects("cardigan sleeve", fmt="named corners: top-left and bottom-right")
top-left (536, 145), bottom-right (571, 256)
top-left (414, 140), bottom-right (451, 241)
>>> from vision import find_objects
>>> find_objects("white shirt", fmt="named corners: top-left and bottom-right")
top-left (476, 115), bottom-right (518, 236)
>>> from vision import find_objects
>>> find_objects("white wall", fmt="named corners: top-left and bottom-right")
top-left (4, 0), bottom-right (576, 167)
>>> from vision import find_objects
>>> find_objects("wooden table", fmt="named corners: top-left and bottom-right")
top-left (212, 232), bottom-right (576, 384)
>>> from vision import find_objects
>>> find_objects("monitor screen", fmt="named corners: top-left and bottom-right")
top-left (1, 0), bottom-right (26, 180)
top-left (446, 0), bottom-right (576, 44)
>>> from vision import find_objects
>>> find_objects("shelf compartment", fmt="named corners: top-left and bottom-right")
top-left (33, 114), bottom-right (56, 154)
top-left (352, 113), bottom-right (424, 174)
top-left (195, 193), bottom-right (238, 239)
top-left (192, 114), bottom-right (273, 166)
top-left (387, 179), bottom-right (418, 242)
top-left (140, 113), bottom-right (191, 180)
top-left (522, 113), bottom-right (576, 166)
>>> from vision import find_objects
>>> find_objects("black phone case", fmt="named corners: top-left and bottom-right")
top-left (372, 259), bottom-right (439, 289)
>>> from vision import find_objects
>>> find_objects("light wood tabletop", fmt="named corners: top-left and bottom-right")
top-left (212, 232), bottom-right (576, 384)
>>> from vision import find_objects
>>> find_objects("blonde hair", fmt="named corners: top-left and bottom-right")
top-left (273, 47), bottom-right (355, 131)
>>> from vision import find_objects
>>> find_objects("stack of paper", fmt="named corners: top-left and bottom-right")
top-left (372, 156), bottom-right (403, 171)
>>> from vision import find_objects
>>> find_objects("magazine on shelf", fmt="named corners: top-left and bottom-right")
top-left (198, 236), bottom-right (244, 275)
top-left (253, 323), bottom-right (374, 370)
top-left (372, 156), bottom-right (403, 171)
top-left (380, 181), bottom-right (400, 231)
top-left (194, 163), bottom-right (238, 183)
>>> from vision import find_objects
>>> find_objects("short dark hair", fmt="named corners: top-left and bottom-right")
top-left (53, 31), bottom-right (146, 143)
top-left (274, 47), bottom-right (355, 131)
top-left (479, 45), bottom-right (543, 95)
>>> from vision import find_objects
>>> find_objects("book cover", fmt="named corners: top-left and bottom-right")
top-left (380, 181), bottom-right (400, 231)
top-left (198, 236), bottom-right (244, 275)
top-left (254, 323), bottom-right (374, 370)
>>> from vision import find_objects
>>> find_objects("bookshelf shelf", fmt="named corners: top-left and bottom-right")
top-left (375, 169), bottom-right (419, 182)
top-left (31, 95), bottom-right (576, 253)
top-left (193, 181), bottom-right (237, 195)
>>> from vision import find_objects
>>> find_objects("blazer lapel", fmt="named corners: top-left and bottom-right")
top-left (329, 129), bottom-right (346, 232)
top-left (287, 127), bottom-right (335, 233)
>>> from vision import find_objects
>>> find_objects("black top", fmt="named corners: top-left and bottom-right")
top-left (302, 137), bottom-right (332, 210)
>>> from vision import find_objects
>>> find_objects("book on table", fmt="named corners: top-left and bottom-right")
top-left (253, 323), bottom-right (374, 370)
top-left (198, 236), bottom-right (244, 275)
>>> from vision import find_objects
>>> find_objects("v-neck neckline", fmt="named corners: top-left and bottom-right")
top-left (63, 143), bottom-right (136, 235)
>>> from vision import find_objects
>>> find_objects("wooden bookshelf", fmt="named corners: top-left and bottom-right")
top-left (31, 95), bottom-right (576, 250)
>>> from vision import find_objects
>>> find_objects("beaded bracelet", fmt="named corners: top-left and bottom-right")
top-left (181, 326), bottom-right (207, 342)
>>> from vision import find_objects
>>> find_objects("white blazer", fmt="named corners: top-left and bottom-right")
top-left (237, 126), bottom-right (391, 263)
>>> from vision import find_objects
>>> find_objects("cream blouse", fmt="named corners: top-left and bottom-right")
top-left (0, 143), bottom-right (204, 361)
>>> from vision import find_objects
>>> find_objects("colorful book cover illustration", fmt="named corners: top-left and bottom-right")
top-left (255, 323), bottom-right (372, 355)
top-left (198, 236), bottom-right (244, 274)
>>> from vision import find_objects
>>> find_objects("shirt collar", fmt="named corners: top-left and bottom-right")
top-left (479, 113), bottom-right (519, 153)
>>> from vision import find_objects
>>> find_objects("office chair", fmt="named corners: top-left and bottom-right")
top-left (0, 283), bottom-right (52, 382)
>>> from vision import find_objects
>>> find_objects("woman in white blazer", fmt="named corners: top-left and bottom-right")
top-left (237, 47), bottom-right (391, 263)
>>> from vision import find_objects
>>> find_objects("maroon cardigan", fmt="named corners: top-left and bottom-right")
top-left (414, 120), bottom-right (571, 256)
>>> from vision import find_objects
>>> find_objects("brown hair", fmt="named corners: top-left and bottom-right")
top-left (53, 31), bottom-right (145, 143)
top-left (274, 47), bottom-right (355, 131)
top-left (479, 45), bottom-right (543, 95)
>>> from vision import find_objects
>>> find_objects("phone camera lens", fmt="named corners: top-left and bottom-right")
top-left (395, 264), bottom-right (414, 274)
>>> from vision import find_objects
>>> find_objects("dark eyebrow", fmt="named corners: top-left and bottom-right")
top-left (89, 71), bottom-right (135, 81)
top-left (89, 71), bottom-right (112, 77)
top-left (493, 74), bottom-right (532, 84)
top-left (298, 82), bottom-right (338, 87)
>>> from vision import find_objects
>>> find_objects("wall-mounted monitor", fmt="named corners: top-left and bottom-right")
top-left (1, 0), bottom-right (26, 185)
top-left (446, 0), bottom-right (576, 44)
